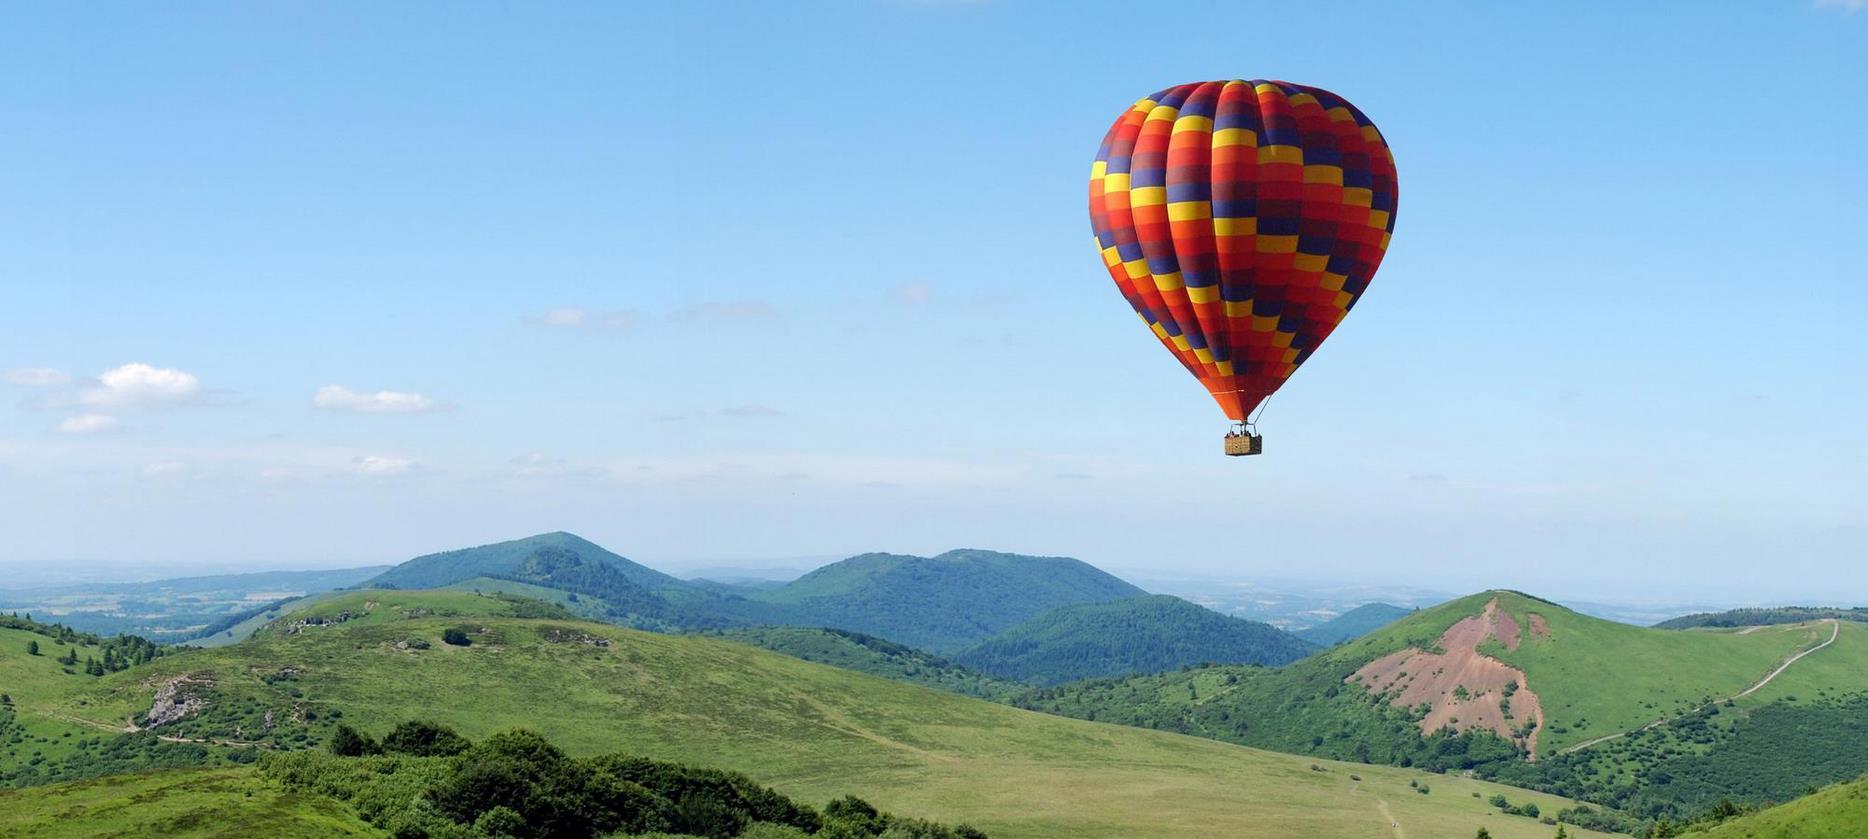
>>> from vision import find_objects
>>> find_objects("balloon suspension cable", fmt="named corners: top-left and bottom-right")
top-left (1236, 394), bottom-right (1274, 437)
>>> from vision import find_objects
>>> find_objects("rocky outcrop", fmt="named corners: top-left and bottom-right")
top-left (1348, 598), bottom-right (1547, 758)
top-left (143, 675), bottom-right (212, 728)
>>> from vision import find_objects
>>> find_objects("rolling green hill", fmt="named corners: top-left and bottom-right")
top-left (365, 532), bottom-right (691, 594)
top-left (1295, 602), bottom-right (1415, 646)
top-left (5, 590), bottom-right (1618, 838)
top-left (1655, 606), bottom-right (1868, 630)
top-left (708, 625), bottom-right (1026, 699)
top-left (1696, 773), bottom-right (1868, 838)
top-left (951, 595), bottom-right (1317, 686)
top-left (749, 549), bottom-right (1146, 652)
top-left (1016, 591), bottom-right (1868, 827)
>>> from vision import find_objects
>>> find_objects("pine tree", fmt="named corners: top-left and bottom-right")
top-left (25, 640), bottom-right (38, 656)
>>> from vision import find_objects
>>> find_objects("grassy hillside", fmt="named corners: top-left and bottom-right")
top-left (0, 768), bottom-right (377, 837)
top-left (365, 532), bottom-right (689, 593)
top-left (13, 590), bottom-right (1618, 839)
top-left (952, 595), bottom-right (1317, 686)
top-left (1295, 602), bottom-right (1414, 646)
top-left (750, 549), bottom-right (1146, 652)
top-left (708, 625), bottom-right (1026, 699)
top-left (1016, 592), bottom-right (1868, 826)
top-left (1696, 774), bottom-right (1868, 839)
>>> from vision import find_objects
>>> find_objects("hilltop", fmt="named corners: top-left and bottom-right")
top-left (1295, 602), bottom-right (1414, 646)
top-left (748, 548), bottom-right (1146, 652)
top-left (951, 594), bottom-right (1317, 685)
top-left (2, 589), bottom-right (1616, 838)
top-left (1016, 590), bottom-right (1868, 827)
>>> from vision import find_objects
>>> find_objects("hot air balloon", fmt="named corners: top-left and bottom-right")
top-left (1088, 80), bottom-right (1397, 456)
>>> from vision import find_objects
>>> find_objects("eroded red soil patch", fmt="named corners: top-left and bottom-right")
top-left (1528, 613), bottom-right (1551, 640)
top-left (1348, 598), bottom-right (1546, 758)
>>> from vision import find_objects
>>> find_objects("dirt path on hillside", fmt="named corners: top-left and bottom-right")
top-left (1374, 798), bottom-right (1406, 839)
top-left (1557, 619), bottom-right (1839, 756)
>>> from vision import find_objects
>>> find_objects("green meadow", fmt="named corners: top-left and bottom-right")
top-left (7, 590), bottom-right (1617, 838)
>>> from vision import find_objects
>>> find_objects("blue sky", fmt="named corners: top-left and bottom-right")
top-left (2, 2), bottom-right (1863, 602)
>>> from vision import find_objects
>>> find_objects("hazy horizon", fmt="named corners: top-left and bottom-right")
top-left (4, 3), bottom-right (1863, 604)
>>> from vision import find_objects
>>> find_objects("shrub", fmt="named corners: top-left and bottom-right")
top-left (382, 721), bottom-right (470, 757)
top-left (441, 628), bottom-right (471, 647)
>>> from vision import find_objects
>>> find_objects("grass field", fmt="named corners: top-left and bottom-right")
top-left (0, 767), bottom-right (376, 837)
top-left (13, 590), bottom-right (1620, 838)
top-left (1698, 774), bottom-right (1868, 838)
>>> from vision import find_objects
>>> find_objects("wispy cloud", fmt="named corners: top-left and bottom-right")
top-left (1816, 0), bottom-right (1864, 12)
top-left (525, 306), bottom-right (641, 331)
top-left (58, 414), bottom-right (120, 434)
top-left (893, 283), bottom-right (933, 305)
top-left (351, 454), bottom-right (416, 476)
top-left (720, 404), bottom-right (784, 418)
top-left (2, 367), bottom-right (70, 386)
top-left (313, 385), bottom-right (440, 414)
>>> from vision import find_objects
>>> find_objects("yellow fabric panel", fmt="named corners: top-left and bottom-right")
top-left (1172, 114), bottom-right (1214, 134)
top-left (1304, 165), bottom-right (1343, 185)
top-left (1212, 127), bottom-right (1258, 148)
top-left (1295, 253), bottom-right (1329, 273)
top-left (1186, 285), bottom-right (1220, 303)
top-left (1153, 271), bottom-right (1186, 292)
top-left (1321, 272), bottom-right (1347, 291)
top-left (1224, 300), bottom-right (1254, 318)
top-left (1259, 145), bottom-right (1304, 165)
top-left (1251, 315), bottom-right (1279, 332)
top-left (1122, 258), bottom-right (1149, 279)
top-left (1213, 217), bottom-right (1257, 236)
top-left (1368, 210), bottom-right (1391, 229)
top-left (1258, 235), bottom-right (1299, 254)
top-left (1130, 186), bottom-right (1166, 207)
top-left (1102, 173), bottom-right (1131, 193)
top-left (1343, 187), bottom-right (1373, 207)
top-left (1167, 202), bottom-right (1212, 221)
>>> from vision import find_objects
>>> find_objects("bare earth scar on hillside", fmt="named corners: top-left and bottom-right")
top-left (1348, 598), bottom-right (1546, 758)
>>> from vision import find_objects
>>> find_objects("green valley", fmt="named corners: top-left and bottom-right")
top-left (2, 589), bottom-right (1618, 838)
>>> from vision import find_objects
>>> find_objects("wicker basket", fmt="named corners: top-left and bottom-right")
top-left (1224, 434), bottom-right (1263, 457)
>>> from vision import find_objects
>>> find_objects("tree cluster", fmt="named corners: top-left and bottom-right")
top-left (272, 721), bottom-right (986, 839)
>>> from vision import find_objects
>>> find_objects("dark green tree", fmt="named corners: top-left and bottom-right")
top-left (442, 628), bottom-right (472, 646)
top-left (25, 640), bottom-right (38, 656)
top-left (382, 720), bottom-right (470, 756)
top-left (328, 724), bottom-right (380, 757)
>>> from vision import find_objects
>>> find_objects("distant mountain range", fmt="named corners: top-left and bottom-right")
top-left (355, 532), bottom-right (1317, 683)
top-left (1654, 606), bottom-right (1868, 630)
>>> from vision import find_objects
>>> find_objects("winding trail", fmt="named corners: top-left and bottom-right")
top-left (1556, 619), bottom-right (1840, 756)
top-left (1374, 798), bottom-right (1406, 839)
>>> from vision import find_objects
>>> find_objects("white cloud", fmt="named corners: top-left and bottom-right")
top-left (2, 367), bottom-right (70, 386)
top-left (893, 283), bottom-right (933, 305)
top-left (313, 385), bottom-right (438, 414)
top-left (527, 307), bottom-right (639, 331)
top-left (352, 455), bottom-right (415, 476)
top-left (1816, 0), bottom-right (1864, 11)
top-left (58, 414), bottom-right (120, 434)
top-left (80, 363), bottom-right (202, 408)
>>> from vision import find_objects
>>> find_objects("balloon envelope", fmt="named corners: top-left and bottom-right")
top-left (1089, 80), bottom-right (1397, 420)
